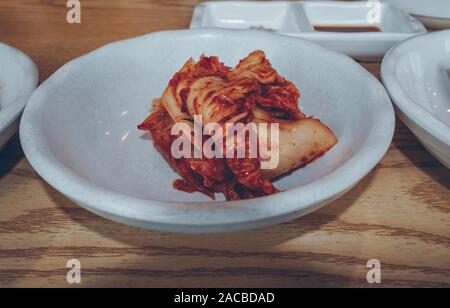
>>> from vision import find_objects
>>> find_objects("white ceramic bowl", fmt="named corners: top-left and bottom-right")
top-left (0, 43), bottom-right (38, 151)
top-left (190, 1), bottom-right (427, 61)
top-left (381, 30), bottom-right (450, 168)
top-left (20, 29), bottom-right (395, 233)
top-left (381, 0), bottom-right (450, 29)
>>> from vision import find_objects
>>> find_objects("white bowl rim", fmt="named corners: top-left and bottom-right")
top-left (381, 0), bottom-right (450, 20)
top-left (191, 1), bottom-right (428, 36)
top-left (20, 28), bottom-right (395, 231)
top-left (381, 30), bottom-right (450, 146)
top-left (0, 43), bottom-right (38, 135)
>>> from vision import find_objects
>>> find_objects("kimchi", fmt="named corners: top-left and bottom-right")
top-left (138, 51), bottom-right (337, 200)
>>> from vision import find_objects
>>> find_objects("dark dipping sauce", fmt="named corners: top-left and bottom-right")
top-left (314, 25), bottom-right (382, 32)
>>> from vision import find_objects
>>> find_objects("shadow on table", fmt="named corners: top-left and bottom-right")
top-left (393, 122), bottom-right (449, 188)
top-left (0, 135), bottom-right (24, 179)
top-left (42, 170), bottom-right (374, 249)
top-left (41, 169), bottom-right (375, 287)
top-left (391, 120), bottom-right (449, 216)
top-left (40, 175), bottom-right (372, 287)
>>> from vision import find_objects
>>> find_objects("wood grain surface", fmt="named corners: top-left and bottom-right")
top-left (0, 0), bottom-right (449, 288)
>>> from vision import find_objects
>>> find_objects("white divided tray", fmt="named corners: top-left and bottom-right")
top-left (190, 1), bottom-right (427, 61)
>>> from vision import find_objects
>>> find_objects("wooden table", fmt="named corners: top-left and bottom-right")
top-left (0, 0), bottom-right (449, 288)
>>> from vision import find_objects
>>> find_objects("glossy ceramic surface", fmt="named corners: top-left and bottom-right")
top-left (20, 29), bottom-right (395, 233)
top-left (382, 0), bottom-right (450, 29)
top-left (0, 43), bottom-right (38, 151)
top-left (382, 30), bottom-right (450, 167)
top-left (190, 1), bottom-right (426, 60)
